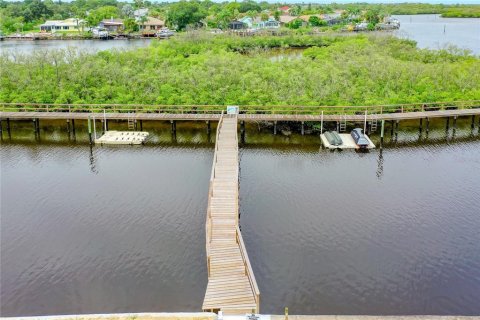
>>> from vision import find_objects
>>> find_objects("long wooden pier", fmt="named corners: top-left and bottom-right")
top-left (1, 101), bottom-right (480, 123)
top-left (203, 113), bottom-right (260, 315)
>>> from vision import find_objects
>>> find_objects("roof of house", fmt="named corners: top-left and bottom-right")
top-left (279, 6), bottom-right (290, 11)
top-left (101, 18), bottom-right (124, 26)
top-left (142, 16), bottom-right (165, 26)
top-left (278, 15), bottom-right (297, 24)
top-left (298, 14), bottom-right (323, 22)
top-left (40, 18), bottom-right (84, 27)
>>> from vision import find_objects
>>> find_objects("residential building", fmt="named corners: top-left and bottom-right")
top-left (239, 17), bottom-right (254, 29)
top-left (99, 18), bottom-right (124, 32)
top-left (228, 21), bottom-right (245, 30)
top-left (279, 6), bottom-right (290, 15)
top-left (255, 17), bottom-right (280, 29)
top-left (139, 17), bottom-right (165, 34)
top-left (40, 18), bottom-right (85, 32)
top-left (278, 15), bottom-right (297, 26)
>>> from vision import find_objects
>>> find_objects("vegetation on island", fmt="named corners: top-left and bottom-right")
top-left (1, 33), bottom-right (479, 107)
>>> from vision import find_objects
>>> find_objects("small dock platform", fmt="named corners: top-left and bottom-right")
top-left (95, 131), bottom-right (149, 145)
top-left (320, 133), bottom-right (375, 149)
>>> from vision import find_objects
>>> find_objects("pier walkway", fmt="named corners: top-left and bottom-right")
top-left (202, 114), bottom-right (260, 315)
top-left (1, 101), bottom-right (479, 123)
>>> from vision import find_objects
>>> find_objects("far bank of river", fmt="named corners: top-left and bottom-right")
top-left (1, 14), bottom-right (479, 55)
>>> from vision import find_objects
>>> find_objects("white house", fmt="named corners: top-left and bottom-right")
top-left (40, 18), bottom-right (86, 32)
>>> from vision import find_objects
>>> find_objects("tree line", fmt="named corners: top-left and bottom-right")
top-left (1, 0), bottom-right (479, 34)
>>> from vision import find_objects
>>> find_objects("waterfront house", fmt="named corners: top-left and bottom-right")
top-left (279, 6), bottom-right (291, 15)
top-left (239, 17), bottom-right (254, 29)
top-left (40, 18), bottom-right (86, 32)
top-left (255, 17), bottom-right (280, 29)
top-left (99, 18), bottom-right (124, 32)
top-left (228, 20), bottom-right (245, 30)
top-left (278, 15), bottom-right (297, 26)
top-left (139, 16), bottom-right (165, 34)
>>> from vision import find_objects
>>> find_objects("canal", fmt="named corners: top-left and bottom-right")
top-left (1, 14), bottom-right (479, 55)
top-left (1, 119), bottom-right (479, 316)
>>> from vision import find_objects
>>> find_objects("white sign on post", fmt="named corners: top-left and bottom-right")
top-left (226, 105), bottom-right (239, 115)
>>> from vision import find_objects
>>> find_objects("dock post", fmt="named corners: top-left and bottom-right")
top-left (380, 120), bottom-right (385, 139)
top-left (33, 118), bottom-right (36, 132)
top-left (71, 119), bottom-right (75, 136)
top-left (390, 120), bottom-right (394, 136)
top-left (426, 118), bottom-right (430, 133)
top-left (170, 120), bottom-right (176, 134)
top-left (419, 118), bottom-right (423, 133)
top-left (364, 110), bottom-right (367, 134)
top-left (0, 118), bottom-right (2, 135)
top-left (320, 111), bottom-right (324, 134)
top-left (301, 121), bottom-right (305, 135)
top-left (66, 119), bottom-right (71, 133)
top-left (140, 120), bottom-right (143, 131)
top-left (453, 116), bottom-right (457, 131)
top-left (240, 121), bottom-right (245, 143)
top-left (395, 120), bottom-right (399, 140)
top-left (105, 119), bottom-right (109, 132)
top-left (206, 120), bottom-right (211, 134)
top-left (273, 121), bottom-right (277, 135)
top-left (380, 120), bottom-right (385, 148)
top-left (471, 115), bottom-right (475, 130)
top-left (88, 117), bottom-right (93, 145)
top-left (446, 117), bottom-right (450, 131)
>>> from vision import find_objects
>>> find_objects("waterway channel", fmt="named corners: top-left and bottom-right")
top-left (1, 14), bottom-right (479, 55)
top-left (1, 118), bottom-right (479, 316)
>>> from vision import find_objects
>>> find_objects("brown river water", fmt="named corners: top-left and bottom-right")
top-left (1, 118), bottom-right (480, 316)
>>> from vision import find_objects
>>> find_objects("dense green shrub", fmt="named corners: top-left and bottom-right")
top-left (1, 33), bottom-right (479, 106)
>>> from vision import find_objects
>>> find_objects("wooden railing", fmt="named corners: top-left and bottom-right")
top-left (232, 112), bottom-right (260, 312)
top-left (1, 100), bottom-right (479, 116)
top-left (236, 225), bottom-right (260, 312)
top-left (205, 111), bottom-right (224, 277)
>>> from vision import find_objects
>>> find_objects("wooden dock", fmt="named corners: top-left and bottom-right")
top-left (1, 108), bottom-right (479, 122)
top-left (203, 113), bottom-right (260, 315)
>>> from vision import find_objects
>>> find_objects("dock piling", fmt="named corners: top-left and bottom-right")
top-left (87, 117), bottom-right (93, 144)
top-left (395, 120), bottom-right (399, 141)
top-left (140, 120), bottom-right (143, 131)
top-left (426, 118), bottom-right (430, 133)
top-left (274, 121), bottom-right (277, 135)
top-left (419, 118), bottom-right (423, 133)
top-left (71, 119), bottom-right (75, 136)
top-left (301, 121), bottom-right (305, 135)
top-left (320, 111), bottom-right (324, 134)
top-left (471, 115), bottom-right (475, 130)
top-left (446, 117), bottom-right (450, 131)
top-left (170, 120), bottom-right (176, 134)
top-left (66, 119), bottom-right (71, 133)
top-left (206, 120), bottom-right (211, 134)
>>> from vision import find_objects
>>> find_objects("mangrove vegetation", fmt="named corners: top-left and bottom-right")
top-left (1, 33), bottom-right (480, 106)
